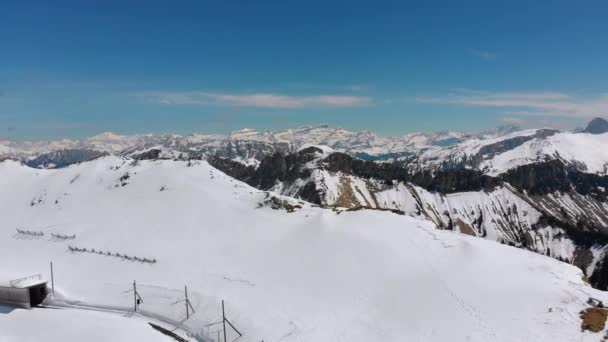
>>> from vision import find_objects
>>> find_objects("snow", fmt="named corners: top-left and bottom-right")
top-left (373, 182), bottom-right (419, 212)
top-left (0, 125), bottom-right (471, 160)
top-left (0, 274), bottom-right (46, 288)
top-left (415, 129), bottom-right (541, 170)
top-left (458, 129), bottom-right (540, 156)
top-left (483, 132), bottom-right (608, 175)
top-left (0, 157), bottom-right (606, 341)
top-left (0, 305), bottom-right (173, 342)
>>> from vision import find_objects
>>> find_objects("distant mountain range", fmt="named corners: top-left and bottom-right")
top-left (3, 124), bottom-right (492, 162)
top-left (2, 118), bottom-right (608, 174)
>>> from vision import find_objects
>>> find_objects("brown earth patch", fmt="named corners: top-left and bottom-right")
top-left (335, 176), bottom-right (360, 208)
top-left (454, 219), bottom-right (477, 236)
top-left (580, 307), bottom-right (608, 332)
top-left (285, 204), bottom-right (302, 213)
top-left (582, 275), bottom-right (590, 285)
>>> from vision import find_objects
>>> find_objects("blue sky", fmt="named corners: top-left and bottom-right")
top-left (1, 0), bottom-right (607, 140)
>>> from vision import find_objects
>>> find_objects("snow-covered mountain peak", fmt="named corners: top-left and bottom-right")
top-left (89, 132), bottom-right (127, 140)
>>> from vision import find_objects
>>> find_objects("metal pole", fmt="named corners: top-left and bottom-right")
top-left (133, 280), bottom-right (137, 311)
top-left (185, 285), bottom-right (189, 319)
top-left (222, 300), bottom-right (227, 342)
top-left (225, 318), bottom-right (242, 337)
top-left (50, 262), bottom-right (55, 295)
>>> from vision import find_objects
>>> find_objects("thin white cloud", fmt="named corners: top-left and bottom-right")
top-left (469, 49), bottom-right (497, 60)
top-left (417, 90), bottom-right (608, 118)
top-left (343, 84), bottom-right (368, 92)
top-left (313, 95), bottom-right (369, 106)
top-left (139, 91), bottom-right (371, 108)
top-left (499, 116), bottom-right (578, 130)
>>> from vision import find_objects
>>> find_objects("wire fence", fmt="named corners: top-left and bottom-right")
top-left (15, 228), bottom-right (44, 237)
top-left (46, 261), bottom-right (244, 342)
top-left (12, 224), bottom-right (246, 342)
top-left (67, 245), bottom-right (157, 264)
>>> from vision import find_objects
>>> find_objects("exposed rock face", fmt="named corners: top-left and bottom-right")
top-left (210, 149), bottom-right (608, 290)
top-left (208, 156), bottom-right (256, 181)
top-left (584, 117), bottom-right (608, 134)
top-left (501, 160), bottom-right (571, 195)
top-left (209, 148), bottom-right (329, 204)
top-left (590, 257), bottom-right (608, 290)
top-left (322, 153), bottom-right (409, 182)
top-left (246, 148), bottom-right (322, 189)
top-left (132, 149), bottom-right (163, 160)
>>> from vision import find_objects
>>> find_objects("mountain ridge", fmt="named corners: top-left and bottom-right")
top-left (0, 122), bottom-right (598, 173)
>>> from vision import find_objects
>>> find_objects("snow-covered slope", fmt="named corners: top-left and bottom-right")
top-left (0, 305), bottom-right (175, 342)
top-left (0, 157), bottom-right (605, 341)
top-left (481, 132), bottom-right (608, 175)
top-left (411, 127), bottom-right (608, 176)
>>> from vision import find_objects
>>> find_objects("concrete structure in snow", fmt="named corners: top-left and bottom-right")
top-left (0, 274), bottom-right (48, 309)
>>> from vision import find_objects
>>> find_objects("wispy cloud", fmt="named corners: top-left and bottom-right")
top-left (499, 116), bottom-right (579, 130)
top-left (343, 84), bottom-right (368, 92)
top-left (469, 49), bottom-right (497, 60)
top-left (416, 89), bottom-right (608, 118)
top-left (138, 91), bottom-right (371, 108)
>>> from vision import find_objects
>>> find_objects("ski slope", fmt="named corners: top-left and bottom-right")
top-left (0, 156), bottom-right (605, 341)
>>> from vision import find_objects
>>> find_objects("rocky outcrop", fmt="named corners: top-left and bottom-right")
top-left (584, 118), bottom-right (608, 134)
top-left (208, 156), bottom-right (257, 181)
top-left (501, 160), bottom-right (571, 195)
top-left (132, 149), bottom-right (163, 160)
